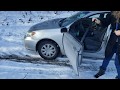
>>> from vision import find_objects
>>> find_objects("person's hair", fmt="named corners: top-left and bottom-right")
top-left (111, 11), bottom-right (120, 22)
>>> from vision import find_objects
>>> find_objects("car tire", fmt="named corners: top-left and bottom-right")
top-left (37, 40), bottom-right (60, 60)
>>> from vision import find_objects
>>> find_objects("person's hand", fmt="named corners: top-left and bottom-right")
top-left (92, 18), bottom-right (101, 24)
top-left (114, 30), bottom-right (120, 36)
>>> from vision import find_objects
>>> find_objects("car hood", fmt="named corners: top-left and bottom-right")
top-left (28, 18), bottom-right (63, 32)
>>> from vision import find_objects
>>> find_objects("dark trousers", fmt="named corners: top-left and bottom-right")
top-left (101, 42), bottom-right (120, 78)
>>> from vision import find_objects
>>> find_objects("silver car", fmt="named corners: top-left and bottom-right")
top-left (24, 11), bottom-right (111, 63)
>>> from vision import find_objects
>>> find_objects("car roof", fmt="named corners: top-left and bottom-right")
top-left (88, 11), bottom-right (110, 14)
top-left (81, 11), bottom-right (111, 17)
top-left (74, 11), bottom-right (110, 17)
top-left (76, 11), bottom-right (110, 14)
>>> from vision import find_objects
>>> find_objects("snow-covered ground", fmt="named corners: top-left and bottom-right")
top-left (0, 58), bottom-right (117, 79)
top-left (0, 11), bottom-right (117, 79)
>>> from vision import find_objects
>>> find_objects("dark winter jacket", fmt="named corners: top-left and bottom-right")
top-left (100, 12), bottom-right (120, 64)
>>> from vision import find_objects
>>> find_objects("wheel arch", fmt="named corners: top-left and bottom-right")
top-left (36, 38), bottom-right (61, 54)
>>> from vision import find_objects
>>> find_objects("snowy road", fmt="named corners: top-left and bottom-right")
top-left (0, 58), bottom-right (117, 79)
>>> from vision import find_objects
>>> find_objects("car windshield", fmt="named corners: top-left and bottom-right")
top-left (59, 11), bottom-right (90, 27)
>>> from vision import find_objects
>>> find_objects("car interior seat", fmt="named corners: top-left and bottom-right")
top-left (84, 25), bottom-right (107, 51)
top-left (83, 13), bottom-right (108, 51)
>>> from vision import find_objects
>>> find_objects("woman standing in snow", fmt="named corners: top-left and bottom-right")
top-left (93, 11), bottom-right (120, 79)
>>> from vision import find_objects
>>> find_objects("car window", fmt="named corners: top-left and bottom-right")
top-left (68, 18), bottom-right (92, 42)
top-left (89, 13), bottom-right (109, 19)
top-left (68, 12), bottom-right (109, 40)
top-left (89, 14), bottom-right (100, 18)
top-left (104, 13), bottom-right (108, 18)
top-left (60, 11), bottom-right (90, 27)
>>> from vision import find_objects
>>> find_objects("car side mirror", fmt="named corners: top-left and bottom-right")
top-left (61, 28), bottom-right (68, 33)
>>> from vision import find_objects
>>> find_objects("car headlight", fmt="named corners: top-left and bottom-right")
top-left (26, 31), bottom-right (36, 37)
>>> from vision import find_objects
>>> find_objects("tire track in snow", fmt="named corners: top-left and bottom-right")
top-left (0, 55), bottom-right (71, 67)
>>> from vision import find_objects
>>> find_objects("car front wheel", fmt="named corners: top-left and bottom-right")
top-left (37, 41), bottom-right (60, 60)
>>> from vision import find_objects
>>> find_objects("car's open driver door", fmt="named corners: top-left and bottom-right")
top-left (62, 32), bottom-right (83, 76)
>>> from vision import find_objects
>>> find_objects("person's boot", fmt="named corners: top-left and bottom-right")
top-left (115, 76), bottom-right (120, 79)
top-left (115, 76), bottom-right (118, 79)
top-left (94, 67), bottom-right (105, 78)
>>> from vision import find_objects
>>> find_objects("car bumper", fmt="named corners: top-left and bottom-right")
top-left (24, 36), bottom-right (37, 51)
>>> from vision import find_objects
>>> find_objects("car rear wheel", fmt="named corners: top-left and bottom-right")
top-left (37, 41), bottom-right (60, 60)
